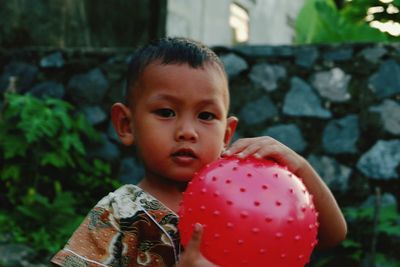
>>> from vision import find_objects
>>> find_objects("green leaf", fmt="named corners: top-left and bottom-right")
top-left (55, 108), bottom-right (73, 130)
top-left (342, 238), bottom-right (362, 248)
top-left (60, 132), bottom-right (85, 154)
top-left (0, 165), bottom-right (21, 181)
top-left (40, 152), bottom-right (67, 168)
top-left (1, 135), bottom-right (29, 158)
top-left (47, 97), bottom-right (73, 130)
top-left (377, 204), bottom-right (400, 236)
top-left (295, 0), bottom-right (389, 43)
top-left (295, 0), bottom-right (320, 43)
top-left (378, 222), bottom-right (400, 236)
top-left (375, 253), bottom-right (400, 267)
top-left (379, 204), bottom-right (398, 221)
top-left (295, 0), bottom-right (338, 43)
top-left (75, 114), bottom-right (100, 141)
top-left (46, 97), bottom-right (73, 110)
top-left (341, 0), bottom-right (378, 23)
top-left (93, 159), bottom-right (111, 176)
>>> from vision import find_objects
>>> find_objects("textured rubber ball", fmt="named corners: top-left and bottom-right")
top-left (178, 156), bottom-right (319, 267)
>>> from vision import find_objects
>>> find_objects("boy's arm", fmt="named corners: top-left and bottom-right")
top-left (291, 156), bottom-right (347, 248)
top-left (223, 136), bottom-right (347, 249)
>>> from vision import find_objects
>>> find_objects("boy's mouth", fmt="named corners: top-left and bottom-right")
top-left (171, 148), bottom-right (197, 164)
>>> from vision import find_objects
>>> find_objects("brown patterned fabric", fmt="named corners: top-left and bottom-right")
top-left (51, 185), bottom-right (180, 267)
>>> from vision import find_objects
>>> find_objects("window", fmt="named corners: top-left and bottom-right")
top-left (229, 3), bottom-right (249, 43)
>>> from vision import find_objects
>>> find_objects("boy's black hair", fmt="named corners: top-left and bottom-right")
top-left (125, 37), bottom-right (226, 104)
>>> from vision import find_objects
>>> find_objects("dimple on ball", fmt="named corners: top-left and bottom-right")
top-left (178, 156), bottom-right (319, 267)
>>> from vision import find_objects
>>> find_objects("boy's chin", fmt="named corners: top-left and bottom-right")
top-left (171, 176), bottom-right (193, 184)
top-left (171, 169), bottom-right (199, 181)
top-left (164, 178), bottom-right (190, 192)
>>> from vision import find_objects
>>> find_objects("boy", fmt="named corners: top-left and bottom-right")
top-left (52, 37), bottom-right (346, 267)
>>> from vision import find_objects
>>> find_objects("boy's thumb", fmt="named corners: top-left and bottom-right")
top-left (186, 223), bottom-right (203, 251)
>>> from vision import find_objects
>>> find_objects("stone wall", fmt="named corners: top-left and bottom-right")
top-left (219, 43), bottom-right (400, 207)
top-left (1, 43), bottom-right (399, 210)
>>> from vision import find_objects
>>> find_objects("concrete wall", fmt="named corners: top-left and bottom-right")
top-left (248, 0), bottom-right (305, 44)
top-left (167, 0), bottom-right (232, 46)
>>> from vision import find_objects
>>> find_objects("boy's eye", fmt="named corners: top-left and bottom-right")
top-left (155, 108), bottom-right (175, 118)
top-left (198, 112), bottom-right (216, 121)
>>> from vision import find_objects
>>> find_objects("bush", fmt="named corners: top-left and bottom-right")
top-left (295, 0), bottom-right (390, 44)
top-left (311, 193), bottom-right (400, 266)
top-left (0, 92), bottom-right (120, 259)
top-left (0, 190), bottom-right (84, 256)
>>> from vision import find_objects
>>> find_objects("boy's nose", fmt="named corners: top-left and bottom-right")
top-left (176, 121), bottom-right (199, 142)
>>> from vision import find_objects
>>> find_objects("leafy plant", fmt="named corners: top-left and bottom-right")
top-left (295, 0), bottom-right (391, 44)
top-left (0, 91), bottom-right (120, 258)
top-left (0, 188), bottom-right (84, 255)
top-left (340, 0), bottom-right (400, 27)
top-left (311, 199), bottom-right (400, 266)
top-left (344, 203), bottom-right (400, 238)
top-left (0, 92), bottom-right (119, 208)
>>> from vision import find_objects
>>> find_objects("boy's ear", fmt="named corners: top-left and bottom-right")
top-left (224, 116), bottom-right (238, 147)
top-left (111, 103), bottom-right (135, 146)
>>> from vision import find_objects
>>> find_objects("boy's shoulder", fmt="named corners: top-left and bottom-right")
top-left (96, 184), bottom-right (143, 210)
top-left (51, 184), bottom-right (180, 267)
top-left (96, 184), bottom-right (175, 219)
top-left (95, 184), bottom-right (166, 219)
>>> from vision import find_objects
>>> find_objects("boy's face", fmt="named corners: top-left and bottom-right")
top-left (116, 62), bottom-right (237, 184)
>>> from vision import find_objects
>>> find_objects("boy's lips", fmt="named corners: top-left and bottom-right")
top-left (171, 148), bottom-right (197, 164)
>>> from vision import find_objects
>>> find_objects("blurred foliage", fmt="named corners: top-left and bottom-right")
top-left (0, 92), bottom-right (120, 259)
top-left (311, 199), bottom-right (400, 266)
top-left (295, 0), bottom-right (400, 43)
top-left (0, 191), bottom-right (84, 256)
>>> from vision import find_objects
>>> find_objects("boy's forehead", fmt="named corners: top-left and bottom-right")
top-left (132, 61), bottom-right (230, 108)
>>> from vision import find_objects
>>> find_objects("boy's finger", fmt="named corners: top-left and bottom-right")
top-left (223, 139), bottom-right (251, 156)
top-left (185, 223), bottom-right (203, 251)
top-left (235, 143), bottom-right (263, 158)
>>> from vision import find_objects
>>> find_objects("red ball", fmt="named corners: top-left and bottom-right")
top-left (178, 156), bottom-right (319, 267)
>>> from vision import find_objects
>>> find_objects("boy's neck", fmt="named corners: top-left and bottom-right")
top-left (138, 175), bottom-right (187, 213)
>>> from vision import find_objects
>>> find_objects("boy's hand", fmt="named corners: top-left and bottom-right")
top-left (224, 136), bottom-right (348, 248)
top-left (176, 223), bottom-right (218, 267)
top-left (223, 137), bottom-right (305, 175)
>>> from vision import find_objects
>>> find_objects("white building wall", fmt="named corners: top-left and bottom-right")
top-left (167, 0), bottom-right (232, 46)
top-left (166, 0), bottom-right (305, 46)
top-left (248, 0), bottom-right (305, 44)
top-left (201, 0), bottom-right (232, 45)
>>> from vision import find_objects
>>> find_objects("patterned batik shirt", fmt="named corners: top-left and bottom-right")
top-left (51, 184), bottom-right (181, 267)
